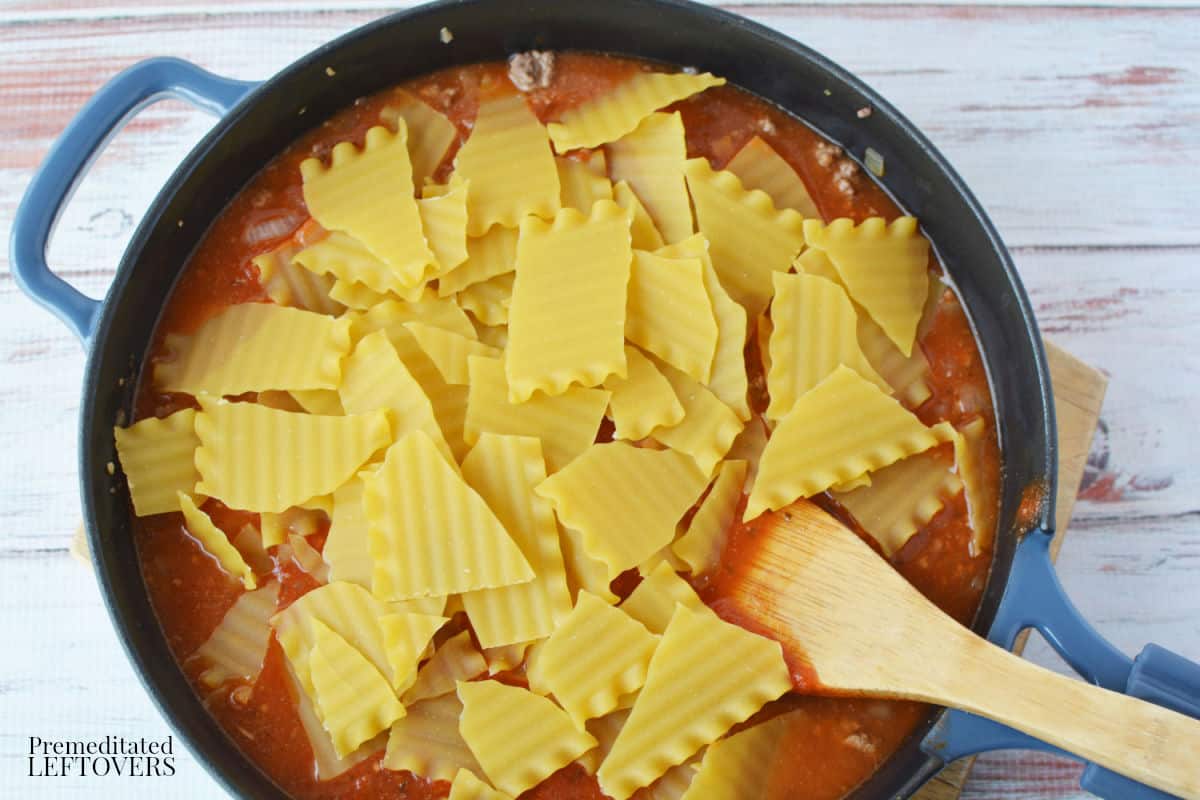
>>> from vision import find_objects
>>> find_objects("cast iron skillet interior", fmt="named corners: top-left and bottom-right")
top-left (81, 1), bottom-right (1056, 797)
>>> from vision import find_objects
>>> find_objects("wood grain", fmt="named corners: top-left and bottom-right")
top-left (1, 3), bottom-right (1195, 798)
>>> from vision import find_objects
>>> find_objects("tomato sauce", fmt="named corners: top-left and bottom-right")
top-left (131, 54), bottom-right (1001, 800)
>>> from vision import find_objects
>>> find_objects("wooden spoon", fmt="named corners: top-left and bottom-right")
top-left (724, 500), bottom-right (1200, 799)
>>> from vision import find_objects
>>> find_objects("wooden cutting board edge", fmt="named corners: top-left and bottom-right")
top-left (916, 338), bottom-right (1108, 799)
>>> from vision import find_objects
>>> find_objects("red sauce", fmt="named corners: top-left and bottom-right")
top-left (132, 54), bottom-right (1001, 800)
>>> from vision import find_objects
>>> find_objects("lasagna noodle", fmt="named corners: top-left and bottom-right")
top-left (402, 630), bottom-right (488, 705)
top-left (672, 460), bottom-right (748, 575)
top-left (644, 762), bottom-right (701, 800)
top-left (259, 506), bottom-right (324, 549)
top-left (725, 418), bottom-right (769, 496)
top-left (723, 135), bottom-right (820, 219)
top-left (526, 591), bottom-right (660, 727)
top-left (294, 230), bottom-right (422, 298)
top-left (548, 72), bottom-right (725, 152)
top-left (506, 201), bottom-right (632, 402)
top-left (253, 236), bottom-right (344, 315)
top-left (338, 329), bottom-right (456, 468)
top-left (605, 346), bottom-right (684, 441)
top-left (612, 180), bottom-right (665, 251)
top-left (289, 389), bottom-right (344, 416)
top-left (683, 158), bottom-right (805, 319)
top-left (359, 290), bottom-right (477, 341)
top-left (535, 441), bottom-right (708, 579)
top-left (765, 271), bottom-right (888, 420)
top-left (952, 416), bottom-right (991, 550)
top-left (308, 620), bottom-right (406, 758)
top-left (834, 448), bottom-right (963, 557)
top-left (155, 303), bottom-right (351, 396)
top-left (287, 533), bottom-right (330, 584)
top-left (557, 156), bottom-right (614, 211)
top-left (559, 524), bottom-right (618, 604)
top-left (418, 176), bottom-right (470, 275)
top-left (379, 612), bottom-right (448, 693)
top-left (482, 641), bottom-right (532, 675)
top-left (384, 693), bottom-right (483, 782)
top-left (457, 680), bottom-right (598, 797)
top-left (626, 250), bottom-right (719, 383)
top-left (464, 356), bottom-right (610, 474)
top-left (745, 365), bottom-right (947, 519)
top-left (232, 524), bottom-right (272, 575)
top-left (459, 434), bottom-right (573, 649)
top-left (438, 225), bottom-right (519, 298)
top-left (449, 769), bottom-right (513, 800)
top-left (365, 431), bottom-right (534, 601)
top-left (177, 493), bottom-right (256, 590)
top-left (795, 248), bottom-right (932, 407)
top-left (329, 279), bottom-right (394, 310)
top-left (405, 322), bottom-right (501, 385)
top-left (595, 606), bottom-right (791, 800)
top-left (191, 581), bottom-right (280, 688)
top-left (803, 217), bottom-right (930, 357)
top-left (112, 408), bottom-right (201, 517)
top-left (300, 123), bottom-right (436, 288)
top-left (657, 235), bottom-right (750, 420)
top-left (454, 93), bottom-right (561, 235)
top-left (194, 399), bottom-right (390, 514)
top-left (607, 112), bottom-right (693, 244)
top-left (282, 651), bottom-right (382, 781)
top-left (579, 708), bottom-right (631, 774)
top-left (455, 272), bottom-right (515, 326)
top-left (678, 710), bottom-right (802, 800)
top-left (379, 88), bottom-right (457, 186)
top-left (619, 560), bottom-right (710, 636)
top-left (650, 362), bottom-right (744, 476)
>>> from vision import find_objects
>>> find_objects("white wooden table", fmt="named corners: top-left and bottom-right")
top-left (0, 1), bottom-right (1196, 798)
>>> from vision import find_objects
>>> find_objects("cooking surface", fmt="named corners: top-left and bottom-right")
top-left (0, 2), bottom-right (1197, 799)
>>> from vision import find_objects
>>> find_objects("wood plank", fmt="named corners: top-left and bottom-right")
top-left (0, 5), bottom-right (1197, 249)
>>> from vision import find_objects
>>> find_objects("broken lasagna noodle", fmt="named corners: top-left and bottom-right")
top-left (116, 52), bottom-right (1000, 800)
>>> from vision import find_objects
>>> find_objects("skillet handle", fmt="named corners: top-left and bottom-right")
top-left (9, 57), bottom-right (256, 347)
top-left (922, 528), bottom-right (1200, 799)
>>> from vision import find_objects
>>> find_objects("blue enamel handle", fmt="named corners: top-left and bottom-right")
top-left (923, 529), bottom-right (1200, 798)
top-left (10, 57), bottom-right (256, 347)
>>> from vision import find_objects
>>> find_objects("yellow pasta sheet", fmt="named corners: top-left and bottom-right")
top-left (358, 289), bottom-right (477, 342)
top-left (465, 356), bottom-right (609, 474)
top-left (559, 524), bottom-right (618, 604)
top-left (113, 408), bottom-right (201, 517)
top-left (309, 620), bottom-right (406, 758)
top-left (454, 93), bottom-right (560, 235)
top-left (194, 399), bottom-right (390, 513)
top-left (765, 272), bottom-right (888, 420)
top-left (380, 88), bottom-right (458, 187)
top-left (683, 158), bottom-right (805, 319)
top-left (535, 441), bottom-right (708, 579)
top-left (612, 180), bottom-right (665, 251)
top-left (329, 279), bottom-right (395, 310)
top-left (596, 605), bottom-right (791, 800)
top-left (724, 135), bottom-right (820, 219)
top-left (726, 417), bottom-right (769, 497)
top-left (253, 234), bottom-right (344, 315)
top-left (455, 272), bottom-right (515, 326)
top-left (678, 709), bottom-right (802, 800)
top-left (290, 388), bottom-right (345, 416)
top-left (627, 250), bottom-right (718, 383)
top-left (402, 630), bottom-right (488, 705)
top-left (155, 303), bottom-right (351, 396)
top-left (606, 346), bottom-right (684, 441)
top-left (178, 493), bottom-right (256, 589)
top-left (458, 679), bottom-right (598, 797)
top-left (338, 329), bottom-right (456, 468)
top-left (438, 225), bottom-right (519, 297)
top-left (260, 506), bottom-right (324, 549)
top-left (418, 175), bottom-right (470, 275)
top-left (673, 460), bottom-right (748, 575)
top-left (384, 693), bottom-right (483, 782)
top-left (294, 230), bottom-right (421, 298)
top-left (796, 248), bottom-right (933, 408)
top-left (650, 362), bottom-right (744, 476)
top-left (804, 217), bottom-right (930, 356)
top-left (619, 561), bottom-right (710, 636)
top-left (558, 155), bottom-right (613, 211)
top-left (287, 533), bottom-right (330, 584)
top-left (449, 769), bottom-right (513, 800)
top-left (366, 431), bottom-right (533, 601)
top-left (746, 365), bottom-right (948, 520)
top-left (380, 612), bottom-right (448, 693)
top-left (460, 433), bottom-right (573, 649)
top-left (191, 581), bottom-right (279, 688)
top-left (834, 448), bottom-right (962, 557)
top-left (607, 112), bottom-right (693, 244)
top-left (506, 201), bottom-right (632, 402)
top-left (952, 416), bottom-right (992, 551)
top-left (301, 123), bottom-right (435, 288)
top-left (406, 321), bottom-right (501, 385)
top-left (657, 235), bottom-right (750, 420)
top-left (549, 72), bottom-right (724, 152)
top-left (527, 591), bottom-right (659, 727)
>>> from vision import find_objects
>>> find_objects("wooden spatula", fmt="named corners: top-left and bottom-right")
top-left (723, 500), bottom-right (1200, 799)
